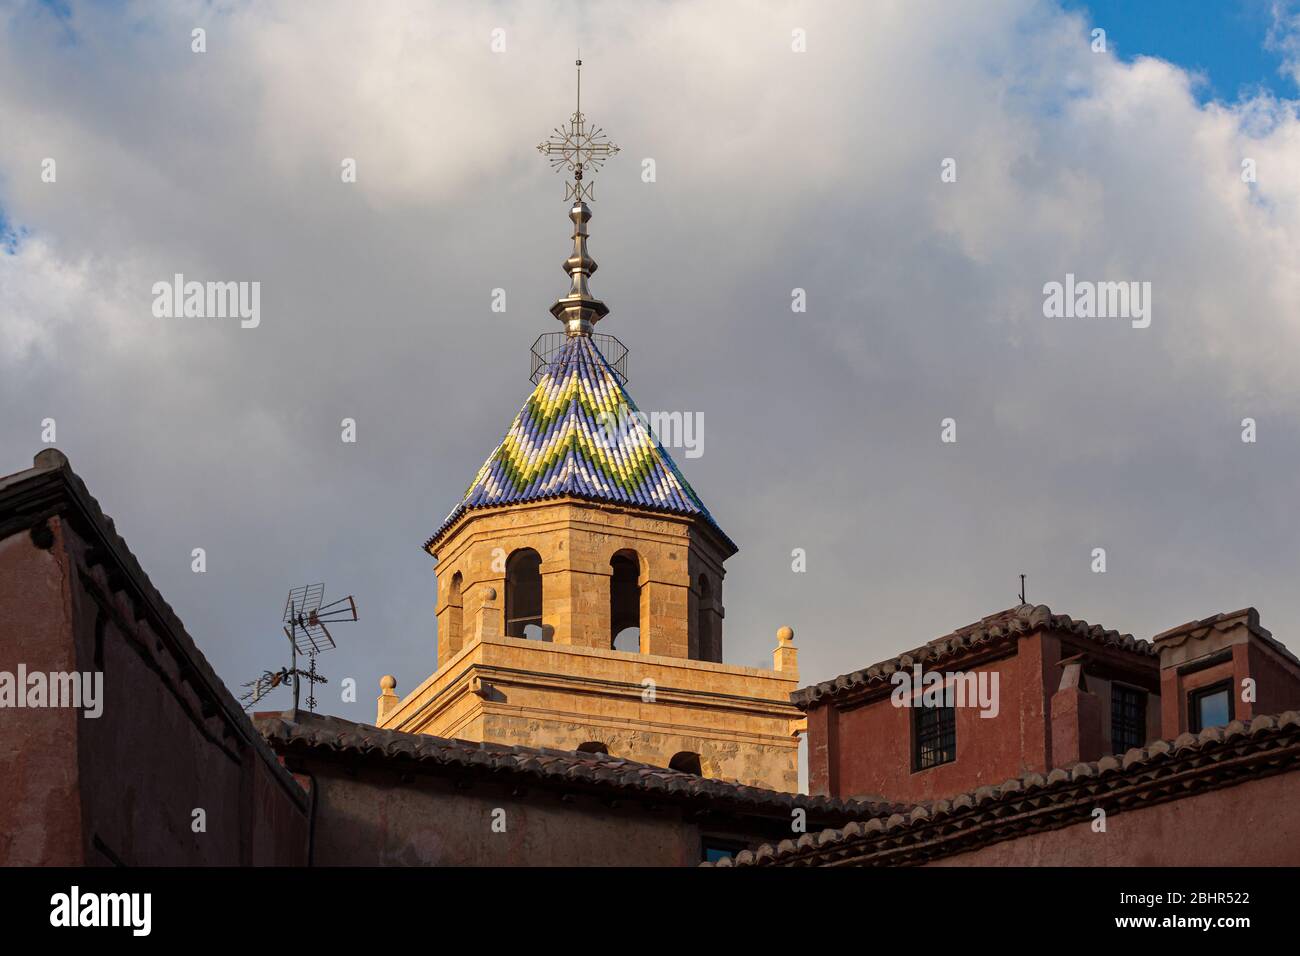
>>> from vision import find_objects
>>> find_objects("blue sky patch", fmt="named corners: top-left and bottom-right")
top-left (0, 208), bottom-right (29, 255)
top-left (1062, 0), bottom-right (1297, 103)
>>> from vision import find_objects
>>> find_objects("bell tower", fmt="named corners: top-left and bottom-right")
top-left (377, 62), bottom-right (801, 791)
top-left (429, 491), bottom-right (735, 667)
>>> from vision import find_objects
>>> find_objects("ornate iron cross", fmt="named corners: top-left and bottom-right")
top-left (537, 59), bottom-right (620, 202)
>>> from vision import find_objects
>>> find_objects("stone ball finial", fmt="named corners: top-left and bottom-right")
top-left (484, 586), bottom-right (498, 601)
top-left (380, 674), bottom-right (397, 693)
top-left (777, 626), bottom-right (794, 645)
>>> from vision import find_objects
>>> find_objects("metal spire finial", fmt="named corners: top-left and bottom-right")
top-left (537, 58), bottom-right (620, 203)
top-left (537, 59), bottom-right (620, 335)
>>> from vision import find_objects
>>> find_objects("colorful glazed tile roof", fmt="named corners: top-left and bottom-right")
top-left (425, 335), bottom-right (731, 550)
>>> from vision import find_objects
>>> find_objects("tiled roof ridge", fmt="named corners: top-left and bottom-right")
top-left (256, 712), bottom-right (895, 817)
top-left (1154, 607), bottom-right (1300, 671)
top-left (424, 335), bottom-right (732, 551)
top-left (792, 603), bottom-right (1154, 708)
top-left (709, 710), bottom-right (1300, 867)
top-left (1153, 607), bottom-right (1267, 644)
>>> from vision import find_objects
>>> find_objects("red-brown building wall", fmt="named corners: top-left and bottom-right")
top-left (926, 769), bottom-right (1300, 866)
top-left (1248, 641), bottom-right (1300, 719)
top-left (0, 504), bottom-right (309, 866)
top-left (1158, 641), bottom-right (1300, 738)
top-left (807, 628), bottom-right (1163, 804)
top-left (810, 636), bottom-right (1053, 804)
top-left (297, 763), bottom-right (710, 866)
top-left (0, 519), bottom-right (84, 864)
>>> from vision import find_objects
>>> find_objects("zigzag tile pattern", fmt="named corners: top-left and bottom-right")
top-left (427, 335), bottom-right (721, 548)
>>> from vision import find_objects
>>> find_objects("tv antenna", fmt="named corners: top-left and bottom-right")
top-left (238, 586), bottom-right (358, 712)
top-left (1018, 574), bottom-right (1027, 606)
top-left (281, 584), bottom-right (357, 713)
top-left (239, 667), bottom-right (292, 709)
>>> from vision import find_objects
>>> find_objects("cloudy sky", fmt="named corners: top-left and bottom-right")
top-left (3, 1), bottom-right (1300, 760)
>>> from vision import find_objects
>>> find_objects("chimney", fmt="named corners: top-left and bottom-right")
top-left (1050, 654), bottom-right (1103, 766)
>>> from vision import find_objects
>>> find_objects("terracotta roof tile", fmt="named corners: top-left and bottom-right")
top-left (709, 711), bottom-right (1300, 867)
top-left (256, 712), bottom-right (898, 818)
top-left (792, 603), bottom-right (1155, 708)
top-left (1154, 607), bottom-right (1300, 670)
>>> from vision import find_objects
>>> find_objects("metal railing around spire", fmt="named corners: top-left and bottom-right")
top-left (530, 332), bottom-right (628, 386)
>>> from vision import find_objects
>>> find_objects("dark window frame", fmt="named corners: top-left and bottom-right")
top-left (696, 573), bottom-right (716, 662)
top-left (1189, 679), bottom-right (1234, 733)
top-left (1110, 682), bottom-right (1147, 754)
top-left (911, 701), bottom-right (956, 772)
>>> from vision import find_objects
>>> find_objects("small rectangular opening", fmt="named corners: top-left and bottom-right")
top-left (1189, 680), bottom-right (1234, 733)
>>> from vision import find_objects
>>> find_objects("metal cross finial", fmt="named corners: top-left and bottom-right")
top-left (537, 58), bottom-right (620, 202)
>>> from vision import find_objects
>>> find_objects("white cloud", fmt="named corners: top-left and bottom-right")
top-left (0, 237), bottom-right (87, 365)
top-left (3, 0), bottom-right (1300, 712)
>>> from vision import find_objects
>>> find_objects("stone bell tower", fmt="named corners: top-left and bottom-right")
top-left (375, 62), bottom-right (801, 791)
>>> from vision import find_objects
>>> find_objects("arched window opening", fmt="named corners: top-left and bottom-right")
top-left (505, 549), bottom-right (543, 639)
top-left (445, 571), bottom-right (464, 651)
top-left (697, 574), bottom-right (717, 662)
top-left (669, 751), bottom-right (703, 775)
top-left (576, 741), bottom-right (609, 755)
top-left (610, 550), bottom-right (642, 652)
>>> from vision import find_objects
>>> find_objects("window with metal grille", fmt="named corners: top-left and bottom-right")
top-left (1111, 684), bottom-right (1146, 754)
top-left (912, 702), bottom-right (956, 771)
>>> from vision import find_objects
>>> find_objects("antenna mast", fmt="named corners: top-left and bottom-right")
top-left (240, 584), bottom-right (358, 713)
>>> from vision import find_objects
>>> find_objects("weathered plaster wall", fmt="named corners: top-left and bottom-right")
top-left (808, 639), bottom-right (1049, 803)
top-left (928, 770), bottom-right (1300, 866)
top-left (0, 522), bottom-right (84, 865)
top-left (300, 762), bottom-right (706, 866)
top-left (0, 499), bottom-right (309, 866)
